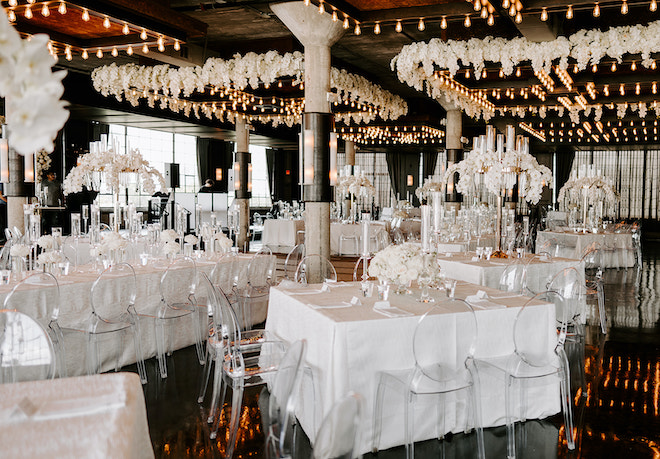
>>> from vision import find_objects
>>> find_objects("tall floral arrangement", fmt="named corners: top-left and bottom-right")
top-left (415, 178), bottom-right (445, 202)
top-left (335, 174), bottom-right (375, 198)
top-left (558, 176), bottom-right (618, 207)
top-left (0, 8), bottom-right (69, 155)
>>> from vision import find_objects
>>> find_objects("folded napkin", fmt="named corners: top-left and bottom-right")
top-left (373, 301), bottom-right (413, 318)
top-left (465, 290), bottom-right (507, 309)
top-left (307, 301), bottom-right (352, 309)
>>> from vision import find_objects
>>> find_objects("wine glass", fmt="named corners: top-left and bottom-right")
top-left (417, 269), bottom-right (434, 303)
top-left (82, 205), bottom-right (89, 235)
top-left (443, 279), bottom-right (457, 298)
top-left (484, 246), bottom-right (493, 260)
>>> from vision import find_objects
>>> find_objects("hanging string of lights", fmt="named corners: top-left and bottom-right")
top-left (338, 125), bottom-right (445, 146)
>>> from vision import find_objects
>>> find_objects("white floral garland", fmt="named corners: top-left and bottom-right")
top-left (63, 147), bottom-right (166, 195)
top-left (335, 174), bottom-right (376, 198)
top-left (557, 176), bottom-right (618, 207)
top-left (91, 52), bottom-right (408, 127)
top-left (444, 149), bottom-right (552, 205)
top-left (392, 20), bottom-right (660, 120)
top-left (0, 8), bottom-right (69, 156)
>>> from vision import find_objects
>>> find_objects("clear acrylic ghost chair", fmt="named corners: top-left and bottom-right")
top-left (312, 392), bottom-right (362, 459)
top-left (392, 228), bottom-right (406, 245)
top-left (499, 260), bottom-right (530, 295)
top-left (537, 237), bottom-right (559, 260)
top-left (264, 340), bottom-right (307, 459)
top-left (576, 245), bottom-right (606, 334)
top-left (294, 255), bottom-right (337, 285)
top-left (234, 247), bottom-right (275, 330)
top-left (66, 263), bottom-right (147, 384)
top-left (546, 267), bottom-right (584, 338)
top-left (372, 299), bottom-right (485, 459)
top-left (338, 229), bottom-right (359, 256)
top-left (137, 256), bottom-right (204, 379)
top-left (3, 272), bottom-right (66, 378)
top-left (284, 244), bottom-right (305, 280)
top-left (209, 255), bottom-right (238, 303)
top-left (353, 256), bottom-right (375, 282)
top-left (476, 291), bottom-right (575, 459)
top-left (207, 282), bottom-right (287, 458)
top-left (376, 230), bottom-right (391, 250)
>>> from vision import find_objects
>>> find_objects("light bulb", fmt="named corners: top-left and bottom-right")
top-left (622, 0), bottom-right (628, 14)
top-left (103, 16), bottom-right (111, 28)
top-left (24, 6), bottom-right (33, 19)
top-left (343, 16), bottom-right (349, 29)
top-left (465, 69), bottom-right (470, 79)
top-left (566, 5), bottom-right (573, 18)
top-left (481, 7), bottom-right (489, 18)
top-left (509, 4), bottom-right (516, 15)
top-left (318, 1), bottom-right (324, 14)
top-left (173, 40), bottom-right (180, 51)
top-left (82, 49), bottom-right (88, 59)
top-left (58, 1), bottom-right (66, 14)
top-left (499, 68), bottom-right (504, 78)
top-left (573, 64), bottom-right (579, 73)
top-left (418, 18), bottom-right (425, 30)
top-left (111, 47), bottom-right (118, 57)
top-left (515, 11), bottom-right (522, 22)
top-left (8, 0), bottom-right (17, 6)
top-left (395, 20), bottom-right (402, 32)
top-left (332, 10), bottom-right (338, 21)
top-left (502, 0), bottom-right (510, 8)
top-left (474, 0), bottom-right (481, 10)
top-left (158, 41), bottom-right (165, 52)
top-left (142, 43), bottom-right (149, 53)
top-left (7, 9), bottom-right (15, 21)
top-left (636, 83), bottom-right (641, 94)
top-left (304, 0), bottom-right (309, 5)
top-left (652, 60), bottom-right (657, 70)
top-left (592, 64), bottom-right (598, 72)
top-left (604, 85), bottom-right (609, 96)
top-left (122, 22), bottom-right (129, 35)
top-left (441, 16), bottom-right (447, 29)
top-left (593, 3), bottom-right (600, 16)
top-left (140, 29), bottom-right (147, 40)
top-left (541, 7), bottom-right (548, 20)
top-left (632, 61), bottom-right (637, 71)
top-left (374, 23), bottom-right (381, 34)
top-left (611, 62), bottom-right (617, 71)
top-left (96, 48), bottom-right (103, 58)
top-left (65, 47), bottom-right (72, 61)
top-left (620, 84), bottom-right (625, 95)
top-left (126, 45), bottom-right (133, 55)
top-left (653, 82), bottom-right (657, 94)
top-left (482, 68), bottom-right (487, 78)
top-left (652, 0), bottom-right (658, 11)
top-left (81, 8), bottom-right (89, 21)
top-left (464, 15), bottom-right (471, 27)
top-left (41, 3), bottom-right (49, 16)
top-left (487, 13), bottom-right (495, 25)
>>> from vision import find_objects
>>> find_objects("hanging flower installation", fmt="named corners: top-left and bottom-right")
top-left (0, 7), bottom-right (69, 155)
top-left (91, 51), bottom-right (408, 128)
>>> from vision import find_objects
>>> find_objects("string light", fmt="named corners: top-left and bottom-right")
top-left (541, 8), bottom-right (548, 21)
top-left (593, 2), bottom-right (601, 16)
top-left (24, 6), bottom-right (33, 19)
top-left (140, 29), bottom-right (147, 40)
top-left (126, 45), bottom-right (133, 55)
top-left (481, 7), bottom-right (489, 19)
top-left (7, 9), bottom-right (15, 21)
top-left (65, 46), bottom-right (72, 61)
top-left (354, 22), bottom-right (361, 35)
top-left (487, 13), bottom-right (495, 25)
top-left (331, 9), bottom-right (338, 21)
top-left (58, 1), bottom-right (66, 14)
top-left (318, 1), bottom-right (324, 14)
top-left (516, 66), bottom-right (522, 77)
top-left (103, 16), bottom-right (111, 29)
top-left (636, 82), bottom-right (641, 94)
top-left (41, 3), bottom-right (49, 16)
top-left (441, 16), bottom-right (447, 29)
top-left (142, 43), bottom-right (149, 53)
top-left (111, 47), bottom-right (118, 57)
top-left (157, 36), bottom-right (165, 52)
top-left (374, 22), bottom-right (381, 34)
top-left (96, 48), bottom-right (103, 58)
top-left (8, 0), bottom-right (17, 6)
top-left (515, 11), bottom-right (522, 23)
top-left (82, 49), bottom-right (88, 59)
top-left (631, 61), bottom-right (637, 71)
top-left (622, 0), bottom-right (629, 14)
top-left (343, 16), bottom-right (350, 29)
top-left (652, 60), bottom-right (657, 70)
top-left (653, 82), bottom-right (657, 94)
top-left (573, 64), bottom-right (579, 73)
top-left (418, 18), bottom-right (425, 30)
top-left (499, 68), bottom-right (504, 78)
top-left (174, 40), bottom-right (181, 51)
top-left (592, 63), bottom-right (598, 72)
top-left (464, 15), bottom-right (471, 27)
top-left (611, 62), bottom-right (617, 72)
top-left (395, 20), bottom-right (402, 32)
top-left (304, 0), bottom-right (310, 5)
top-left (81, 8), bottom-right (89, 21)
top-left (652, 0), bottom-right (658, 11)
top-left (503, 0), bottom-right (510, 8)
top-left (566, 5), bottom-right (573, 19)
top-left (465, 69), bottom-right (471, 79)
top-left (122, 22), bottom-right (130, 35)
top-left (509, 4), bottom-right (516, 16)
top-left (474, 0), bottom-right (481, 11)
top-left (620, 83), bottom-right (625, 95)
top-left (482, 68), bottom-right (487, 78)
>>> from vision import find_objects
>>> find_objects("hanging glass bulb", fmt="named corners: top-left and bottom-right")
top-left (174, 40), bottom-right (180, 51)
top-left (566, 5), bottom-right (573, 18)
top-left (395, 20), bottom-right (403, 32)
top-left (502, 0), bottom-right (510, 8)
top-left (482, 68), bottom-right (488, 78)
top-left (8, 0), bottom-right (17, 6)
top-left (487, 13), bottom-right (495, 25)
top-left (126, 45), bottom-right (133, 55)
top-left (81, 8), bottom-right (89, 21)
top-left (122, 22), bottom-right (129, 35)
top-left (140, 29), bottom-right (147, 40)
top-left (541, 7), bottom-right (548, 20)
top-left (464, 15), bottom-right (471, 27)
top-left (652, 60), bottom-right (657, 70)
top-left (103, 16), bottom-right (111, 28)
top-left (573, 64), bottom-right (579, 73)
top-left (142, 43), bottom-right (149, 53)
top-left (418, 18), bottom-right (425, 30)
top-left (318, 1), bottom-right (324, 14)
top-left (354, 22), bottom-right (361, 35)
top-left (481, 7), bottom-right (489, 18)
top-left (82, 49), bottom-right (88, 59)
top-left (509, 4), bottom-right (516, 15)
top-left (331, 10), bottom-right (338, 21)
top-left (611, 62), bottom-right (617, 71)
top-left (343, 16), bottom-right (350, 29)
top-left (621, 0), bottom-right (629, 14)
top-left (592, 63), bottom-right (598, 72)
top-left (440, 16), bottom-right (448, 29)
top-left (157, 36), bottom-right (165, 52)
top-left (7, 9), bottom-right (15, 21)
top-left (374, 22), bottom-right (381, 34)
top-left (41, 3), bottom-right (49, 16)
top-left (111, 47), bottom-right (118, 57)
top-left (515, 11), bottom-right (522, 22)
top-left (474, 0), bottom-right (481, 11)
top-left (24, 6), bottom-right (33, 19)
top-left (465, 69), bottom-right (470, 79)
top-left (593, 3), bottom-right (601, 16)
top-left (58, 1), bottom-right (66, 14)
top-left (652, 0), bottom-right (658, 11)
top-left (631, 61), bottom-right (637, 71)
top-left (96, 48), bottom-right (103, 58)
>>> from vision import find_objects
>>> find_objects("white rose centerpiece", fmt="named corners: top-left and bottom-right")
top-left (368, 243), bottom-right (423, 292)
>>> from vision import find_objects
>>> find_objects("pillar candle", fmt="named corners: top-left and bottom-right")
top-left (361, 217), bottom-right (370, 256)
top-left (421, 205), bottom-right (431, 253)
top-left (432, 192), bottom-right (442, 232)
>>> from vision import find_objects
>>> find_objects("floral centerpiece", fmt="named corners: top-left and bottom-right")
top-left (557, 176), bottom-right (618, 208)
top-left (214, 232), bottom-right (233, 252)
top-left (160, 229), bottom-right (179, 244)
top-left (415, 178), bottom-right (445, 203)
top-left (335, 174), bottom-right (376, 198)
top-left (368, 243), bottom-right (423, 289)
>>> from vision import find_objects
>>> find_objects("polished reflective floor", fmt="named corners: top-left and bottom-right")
top-left (137, 242), bottom-right (660, 458)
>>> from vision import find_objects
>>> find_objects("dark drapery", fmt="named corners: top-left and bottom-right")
top-left (555, 146), bottom-right (575, 191)
top-left (422, 151), bottom-right (438, 180)
top-left (386, 152), bottom-right (422, 204)
top-left (196, 138), bottom-right (211, 185)
top-left (386, 152), bottom-right (404, 200)
top-left (266, 148), bottom-right (275, 200)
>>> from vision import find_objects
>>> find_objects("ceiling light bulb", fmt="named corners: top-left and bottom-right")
top-left (142, 43), bottom-right (149, 53)
top-left (418, 18), bottom-right (425, 30)
top-left (354, 23), bottom-right (361, 35)
top-left (158, 42), bottom-right (165, 52)
top-left (395, 20), bottom-right (402, 32)
top-left (481, 7), bottom-right (488, 18)
top-left (509, 4), bottom-right (516, 15)
top-left (482, 68), bottom-right (488, 78)
top-left (573, 64), bottom-right (579, 73)
top-left (464, 15), bottom-right (471, 27)
top-left (622, 0), bottom-right (628, 14)
top-left (103, 16), bottom-right (110, 28)
top-left (8, 0), bottom-right (17, 6)
top-left (41, 3), bottom-right (49, 16)
top-left (652, 60), bottom-right (657, 70)
top-left (611, 62), bottom-right (617, 71)
top-left (515, 11), bottom-right (522, 22)
top-left (24, 6), bottom-right (33, 19)
top-left (636, 83), bottom-right (641, 94)
top-left (653, 82), bottom-right (657, 94)
top-left (652, 0), bottom-right (658, 11)
top-left (318, 1), bottom-right (324, 14)
top-left (593, 3), bottom-right (600, 16)
top-left (58, 1), bottom-right (66, 14)
top-left (7, 9), bottom-right (15, 21)
top-left (541, 7), bottom-right (548, 20)
top-left (487, 13), bottom-right (495, 25)
top-left (620, 83), bottom-right (625, 95)
top-left (140, 29), bottom-right (147, 40)
top-left (111, 47), bottom-right (118, 57)
top-left (374, 22), bottom-right (381, 34)
top-left (331, 10), bottom-right (338, 21)
top-left (632, 61), bottom-right (637, 71)
top-left (65, 47), bottom-right (72, 61)
top-left (465, 69), bottom-right (470, 78)
top-left (604, 85), bottom-right (609, 95)
top-left (174, 40), bottom-right (180, 51)
top-left (499, 68), bottom-right (504, 77)
top-left (82, 49), bottom-right (88, 59)
top-left (566, 5), bottom-right (573, 18)
top-left (502, 0), bottom-right (510, 8)
top-left (441, 16), bottom-right (447, 29)
top-left (122, 22), bottom-right (129, 35)
top-left (343, 16), bottom-right (350, 29)
top-left (126, 45), bottom-right (133, 55)
top-left (81, 8), bottom-right (89, 21)
top-left (304, 0), bottom-right (309, 5)
top-left (592, 63), bottom-right (598, 72)
top-left (516, 67), bottom-right (522, 77)
top-left (96, 48), bottom-right (103, 58)
top-left (474, 0), bottom-right (481, 10)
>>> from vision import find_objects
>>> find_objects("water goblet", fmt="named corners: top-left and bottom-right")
top-left (139, 253), bottom-right (149, 266)
top-left (377, 280), bottom-right (390, 301)
top-left (0, 269), bottom-right (11, 285)
top-left (443, 279), bottom-right (457, 298)
top-left (484, 246), bottom-right (493, 260)
top-left (476, 246), bottom-right (484, 260)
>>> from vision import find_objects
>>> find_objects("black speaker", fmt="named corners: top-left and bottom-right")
top-left (164, 162), bottom-right (180, 188)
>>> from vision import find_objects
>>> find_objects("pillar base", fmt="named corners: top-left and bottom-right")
top-left (304, 202), bottom-right (330, 282)
top-left (7, 196), bottom-right (28, 234)
top-left (236, 198), bottom-right (250, 252)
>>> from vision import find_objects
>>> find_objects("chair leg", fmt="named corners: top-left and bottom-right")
top-left (50, 323), bottom-right (67, 378)
top-left (130, 324), bottom-right (148, 384)
top-left (372, 375), bottom-right (387, 453)
top-left (405, 391), bottom-right (414, 459)
top-left (198, 343), bottom-right (213, 403)
top-left (210, 362), bottom-right (228, 430)
top-left (155, 320), bottom-right (168, 379)
top-left (191, 309), bottom-right (205, 365)
top-left (597, 283), bottom-right (607, 334)
top-left (505, 374), bottom-right (517, 459)
top-left (468, 369), bottom-right (485, 459)
top-left (86, 333), bottom-right (99, 376)
top-left (225, 379), bottom-right (245, 459)
top-left (558, 346), bottom-right (576, 450)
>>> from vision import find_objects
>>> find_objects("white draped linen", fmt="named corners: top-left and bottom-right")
top-left (0, 254), bottom-right (259, 376)
top-left (436, 235), bottom-right (497, 254)
top-left (0, 373), bottom-right (153, 458)
top-left (536, 230), bottom-right (634, 268)
top-left (262, 219), bottom-right (305, 253)
top-left (265, 281), bottom-right (559, 455)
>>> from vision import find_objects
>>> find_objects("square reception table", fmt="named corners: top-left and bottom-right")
top-left (265, 281), bottom-right (559, 454)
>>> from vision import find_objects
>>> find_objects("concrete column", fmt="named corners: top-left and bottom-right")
top-left (271, 2), bottom-right (344, 279)
top-left (234, 118), bottom-right (251, 252)
top-left (7, 197), bottom-right (27, 233)
top-left (445, 109), bottom-right (463, 212)
top-left (4, 145), bottom-right (30, 234)
top-left (345, 140), bottom-right (355, 166)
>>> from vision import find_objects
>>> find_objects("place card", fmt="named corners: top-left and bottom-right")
top-left (350, 296), bottom-right (362, 306)
top-left (471, 256), bottom-right (479, 262)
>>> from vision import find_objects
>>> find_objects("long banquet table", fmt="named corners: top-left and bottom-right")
top-left (0, 254), bottom-right (263, 377)
top-left (536, 230), bottom-right (634, 268)
top-left (0, 373), bottom-right (153, 458)
top-left (265, 281), bottom-right (559, 454)
top-left (262, 219), bottom-right (305, 253)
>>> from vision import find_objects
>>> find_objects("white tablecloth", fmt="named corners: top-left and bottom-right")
top-left (0, 254), bottom-right (259, 376)
top-left (265, 281), bottom-right (559, 454)
top-left (536, 230), bottom-right (634, 268)
top-left (330, 221), bottom-right (389, 255)
top-left (437, 252), bottom-right (585, 293)
top-left (262, 220), bottom-right (305, 253)
top-left (0, 373), bottom-right (153, 458)
top-left (437, 235), bottom-right (497, 254)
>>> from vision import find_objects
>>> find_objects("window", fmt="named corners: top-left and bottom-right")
top-left (248, 145), bottom-right (271, 208)
top-left (336, 150), bottom-right (393, 209)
